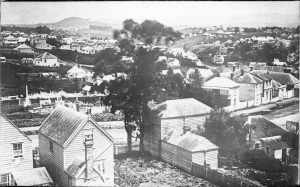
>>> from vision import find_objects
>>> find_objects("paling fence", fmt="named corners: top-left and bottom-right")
top-left (191, 163), bottom-right (261, 187)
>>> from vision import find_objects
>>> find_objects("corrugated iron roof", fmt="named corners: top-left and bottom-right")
top-left (151, 98), bottom-right (212, 118)
top-left (260, 136), bottom-right (290, 150)
top-left (11, 167), bottom-right (53, 186)
top-left (168, 132), bottom-right (218, 152)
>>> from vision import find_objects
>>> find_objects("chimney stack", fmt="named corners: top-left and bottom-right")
top-left (241, 69), bottom-right (245, 76)
top-left (233, 65), bottom-right (236, 73)
top-left (183, 126), bottom-right (191, 134)
top-left (250, 66), bottom-right (253, 71)
top-left (230, 73), bottom-right (233, 80)
top-left (84, 134), bottom-right (94, 179)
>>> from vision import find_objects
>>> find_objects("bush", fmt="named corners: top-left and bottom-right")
top-left (241, 149), bottom-right (288, 173)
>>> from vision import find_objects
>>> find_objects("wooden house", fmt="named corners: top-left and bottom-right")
top-left (144, 98), bottom-right (212, 158)
top-left (0, 113), bottom-right (53, 186)
top-left (161, 132), bottom-right (218, 172)
top-left (39, 105), bottom-right (114, 187)
top-left (0, 113), bottom-right (33, 186)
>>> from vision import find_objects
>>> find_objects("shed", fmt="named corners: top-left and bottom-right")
top-left (11, 167), bottom-right (53, 186)
top-left (161, 132), bottom-right (218, 172)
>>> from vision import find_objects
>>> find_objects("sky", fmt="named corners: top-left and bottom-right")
top-left (1, 1), bottom-right (299, 28)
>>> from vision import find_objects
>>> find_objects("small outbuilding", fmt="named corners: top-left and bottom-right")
top-left (11, 167), bottom-right (53, 186)
top-left (161, 132), bottom-right (219, 172)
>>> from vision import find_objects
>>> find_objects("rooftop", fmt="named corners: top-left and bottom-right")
top-left (11, 167), bottom-right (53, 186)
top-left (203, 77), bottom-right (240, 88)
top-left (151, 98), bottom-right (212, 119)
top-left (233, 72), bottom-right (263, 84)
top-left (260, 135), bottom-right (290, 150)
top-left (168, 132), bottom-right (218, 152)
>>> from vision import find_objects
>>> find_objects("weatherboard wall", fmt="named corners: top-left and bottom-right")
top-left (0, 115), bottom-right (33, 175)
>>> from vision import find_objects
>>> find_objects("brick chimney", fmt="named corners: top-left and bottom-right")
top-left (84, 135), bottom-right (94, 179)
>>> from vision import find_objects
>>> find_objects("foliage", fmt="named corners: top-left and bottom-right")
top-left (46, 38), bottom-right (62, 47)
top-left (202, 108), bottom-right (248, 160)
top-left (1, 25), bottom-right (51, 35)
top-left (241, 149), bottom-right (288, 173)
top-left (35, 26), bottom-right (51, 34)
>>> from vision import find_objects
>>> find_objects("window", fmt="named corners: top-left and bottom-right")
top-left (13, 143), bottom-right (23, 158)
top-left (97, 160), bottom-right (105, 174)
top-left (84, 129), bottom-right (93, 142)
top-left (0, 174), bottom-right (9, 186)
top-left (50, 141), bottom-right (53, 152)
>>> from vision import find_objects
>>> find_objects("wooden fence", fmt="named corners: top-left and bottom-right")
top-left (192, 163), bottom-right (261, 187)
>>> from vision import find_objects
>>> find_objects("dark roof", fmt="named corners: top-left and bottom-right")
top-left (250, 70), bottom-right (273, 81)
top-left (262, 66), bottom-right (285, 72)
top-left (260, 136), bottom-right (290, 150)
top-left (39, 105), bottom-right (113, 147)
top-left (268, 72), bottom-right (299, 86)
top-left (233, 72), bottom-right (263, 84)
top-left (246, 116), bottom-right (287, 140)
top-left (272, 80), bottom-right (285, 90)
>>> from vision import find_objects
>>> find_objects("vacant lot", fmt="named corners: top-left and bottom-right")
top-left (115, 154), bottom-right (218, 187)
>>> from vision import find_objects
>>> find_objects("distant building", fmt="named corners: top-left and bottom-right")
top-left (260, 136), bottom-right (291, 162)
top-left (33, 52), bottom-right (60, 67)
top-left (14, 44), bottom-right (34, 54)
top-left (250, 70), bottom-right (273, 104)
top-left (273, 58), bottom-right (287, 66)
top-left (81, 46), bottom-right (95, 54)
top-left (39, 106), bottom-right (114, 186)
top-left (67, 65), bottom-right (88, 79)
top-left (31, 37), bottom-right (54, 50)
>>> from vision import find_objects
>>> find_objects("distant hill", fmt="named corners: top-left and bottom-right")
top-left (4, 17), bottom-right (121, 30)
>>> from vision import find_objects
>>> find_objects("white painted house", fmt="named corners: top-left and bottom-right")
top-left (33, 52), bottom-right (60, 67)
top-left (0, 114), bottom-right (53, 186)
top-left (67, 65), bottom-right (88, 79)
top-left (39, 105), bottom-right (114, 187)
top-left (14, 44), bottom-right (34, 54)
top-left (81, 46), bottom-right (95, 54)
top-left (202, 77), bottom-right (240, 111)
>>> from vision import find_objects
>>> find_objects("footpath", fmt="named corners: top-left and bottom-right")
top-left (231, 97), bottom-right (299, 116)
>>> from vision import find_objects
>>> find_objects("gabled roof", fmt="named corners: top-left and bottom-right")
top-left (151, 98), bottom-right (212, 119)
top-left (39, 105), bottom-right (113, 147)
top-left (233, 72), bottom-right (263, 84)
top-left (0, 113), bottom-right (31, 141)
top-left (11, 167), bottom-right (53, 186)
top-left (16, 43), bottom-right (32, 49)
top-left (268, 72), bottom-right (299, 86)
top-left (246, 116), bottom-right (287, 140)
top-left (168, 132), bottom-right (218, 152)
top-left (82, 46), bottom-right (94, 50)
top-left (36, 52), bottom-right (57, 59)
top-left (203, 77), bottom-right (239, 88)
top-left (260, 136), bottom-right (290, 150)
top-left (262, 66), bottom-right (285, 72)
top-left (67, 65), bottom-right (87, 74)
